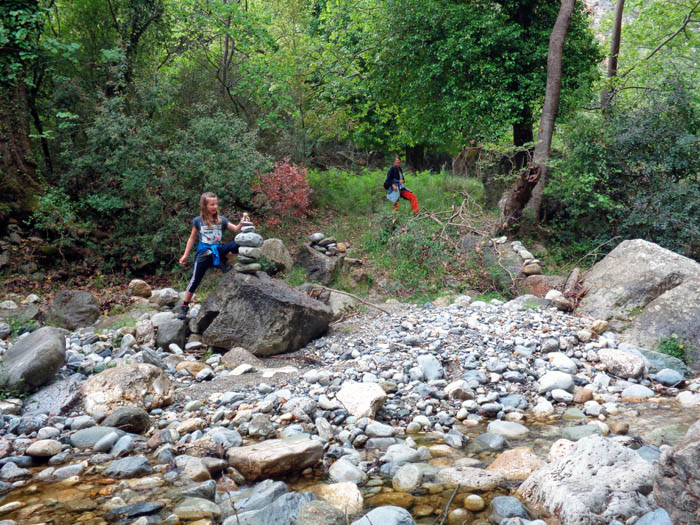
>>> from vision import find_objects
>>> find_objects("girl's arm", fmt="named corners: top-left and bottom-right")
top-left (179, 227), bottom-right (198, 265)
top-left (227, 213), bottom-right (250, 233)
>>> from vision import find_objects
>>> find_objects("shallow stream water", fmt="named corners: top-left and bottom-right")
top-left (0, 399), bottom-right (696, 525)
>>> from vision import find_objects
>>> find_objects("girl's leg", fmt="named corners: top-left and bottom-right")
top-left (217, 242), bottom-right (240, 269)
top-left (218, 241), bottom-right (239, 260)
top-left (185, 259), bottom-right (211, 294)
top-left (179, 258), bottom-right (211, 319)
top-left (401, 190), bottom-right (419, 214)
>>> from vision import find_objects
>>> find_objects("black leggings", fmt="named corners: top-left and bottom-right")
top-left (185, 242), bottom-right (239, 293)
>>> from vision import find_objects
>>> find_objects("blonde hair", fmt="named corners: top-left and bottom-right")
top-left (200, 192), bottom-right (220, 226)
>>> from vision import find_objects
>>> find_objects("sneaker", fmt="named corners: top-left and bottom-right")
top-left (177, 304), bottom-right (189, 320)
top-left (221, 264), bottom-right (232, 273)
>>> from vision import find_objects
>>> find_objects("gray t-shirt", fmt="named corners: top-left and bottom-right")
top-left (193, 216), bottom-right (229, 261)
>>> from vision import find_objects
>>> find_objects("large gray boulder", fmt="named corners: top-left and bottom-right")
top-left (0, 327), bottom-right (67, 393)
top-left (198, 272), bottom-right (332, 356)
top-left (518, 435), bottom-right (655, 525)
top-left (653, 420), bottom-right (700, 525)
top-left (48, 290), bottom-right (100, 329)
top-left (578, 239), bottom-right (700, 371)
top-left (293, 243), bottom-right (344, 285)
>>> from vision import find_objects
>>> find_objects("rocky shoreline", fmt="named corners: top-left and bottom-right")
top-left (0, 289), bottom-right (696, 524)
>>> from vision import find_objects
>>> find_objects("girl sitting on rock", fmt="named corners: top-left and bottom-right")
top-left (177, 192), bottom-right (249, 320)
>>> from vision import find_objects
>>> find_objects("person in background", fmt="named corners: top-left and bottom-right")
top-left (384, 156), bottom-right (419, 215)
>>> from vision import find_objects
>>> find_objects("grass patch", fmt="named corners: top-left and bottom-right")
top-left (657, 337), bottom-right (691, 364)
top-left (285, 266), bottom-right (308, 287)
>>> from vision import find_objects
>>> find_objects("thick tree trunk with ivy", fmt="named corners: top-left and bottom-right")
top-left (502, 0), bottom-right (575, 228)
top-left (0, 81), bottom-right (39, 222)
top-left (0, 1), bottom-right (41, 223)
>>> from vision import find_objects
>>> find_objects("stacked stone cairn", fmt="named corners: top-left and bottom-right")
top-left (309, 232), bottom-right (340, 256)
top-left (511, 239), bottom-right (543, 276)
top-left (234, 219), bottom-right (264, 273)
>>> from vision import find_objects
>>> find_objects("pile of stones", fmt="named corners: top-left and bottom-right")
top-left (234, 219), bottom-right (264, 274)
top-left (309, 232), bottom-right (342, 256)
top-left (510, 240), bottom-right (543, 276)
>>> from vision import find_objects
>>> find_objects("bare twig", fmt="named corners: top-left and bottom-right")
top-left (312, 285), bottom-right (391, 315)
top-left (574, 236), bottom-right (622, 269)
top-left (436, 484), bottom-right (461, 525)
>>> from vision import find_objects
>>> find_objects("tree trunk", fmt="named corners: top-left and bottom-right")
top-left (502, 0), bottom-right (576, 227)
top-left (601, 0), bottom-right (625, 110)
top-left (405, 145), bottom-right (425, 172)
top-left (0, 81), bottom-right (39, 221)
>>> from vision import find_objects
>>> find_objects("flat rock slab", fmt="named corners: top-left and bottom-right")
top-left (226, 437), bottom-right (323, 481)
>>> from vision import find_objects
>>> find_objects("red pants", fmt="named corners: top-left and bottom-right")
top-left (393, 189), bottom-right (419, 214)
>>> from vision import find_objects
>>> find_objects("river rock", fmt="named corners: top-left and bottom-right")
top-left (1, 326), bottom-right (67, 393)
top-left (518, 435), bottom-right (655, 524)
top-left (306, 482), bottom-right (364, 516)
top-left (521, 275), bottom-right (566, 297)
top-left (653, 368), bottom-right (684, 386)
top-left (329, 458), bottom-right (367, 485)
top-left (636, 508), bottom-right (674, 525)
top-left (25, 439), bottom-right (61, 457)
top-left (294, 243), bottom-right (344, 285)
top-left (435, 467), bottom-right (506, 490)
top-left (490, 496), bottom-right (530, 523)
top-left (149, 288), bottom-right (180, 307)
top-left (221, 346), bottom-right (264, 370)
top-left (70, 426), bottom-right (125, 449)
top-left (653, 420), bottom-right (700, 524)
top-left (128, 280), bottom-right (152, 298)
top-left (352, 506), bottom-right (417, 525)
top-left (261, 238), bottom-right (293, 273)
top-left (336, 381), bottom-right (387, 418)
top-left (82, 364), bottom-right (173, 415)
top-left (155, 319), bottom-right (186, 350)
top-left (198, 271), bottom-right (332, 355)
top-left (486, 447), bottom-right (544, 481)
top-left (235, 232), bottom-right (264, 248)
top-left (487, 420), bottom-right (529, 439)
top-left (621, 384), bottom-right (654, 400)
top-left (597, 348), bottom-right (646, 378)
top-left (48, 290), bottom-right (100, 329)
top-left (101, 406), bottom-right (150, 434)
top-left (297, 500), bottom-right (345, 525)
top-left (174, 497), bottom-right (221, 520)
top-left (104, 456), bottom-right (153, 478)
top-left (537, 371), bottom-right (574, 393)
top-left (417, 354), bottom-right (444, 380)
top-left (233, 491), bottom-right (314, 525)
top-left (577, 239), bottom-right (700, 371)
top-left (226, 437), bottom-right (323, 481)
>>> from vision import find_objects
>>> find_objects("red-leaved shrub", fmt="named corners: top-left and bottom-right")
top-left (252, 158), bottom-right (313, 227)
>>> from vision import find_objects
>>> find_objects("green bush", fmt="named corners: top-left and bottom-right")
top-left (40, 88), bottom-right (269, 271)
top-left (657, 337), bottom-right (690, 364)
top-left (546, 81), bottom-right (700, 260)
